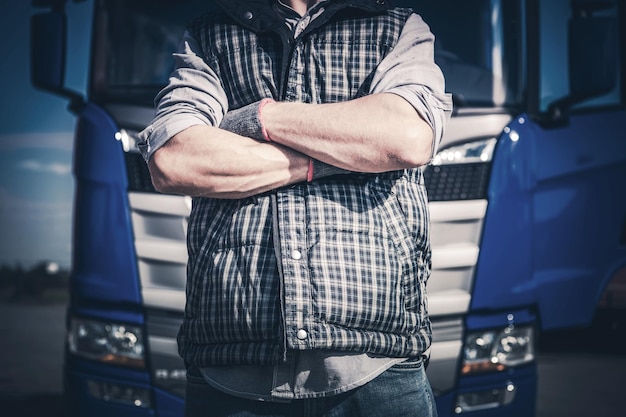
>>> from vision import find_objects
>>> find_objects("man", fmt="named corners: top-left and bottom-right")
top-left (139, 0), bottom-right (452, 416)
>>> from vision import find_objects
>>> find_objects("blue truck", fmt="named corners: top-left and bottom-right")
top-left (30, 0), bottom-right (625, 416)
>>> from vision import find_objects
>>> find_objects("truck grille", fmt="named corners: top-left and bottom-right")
top-left (424, 163), bottom-right (491, 201)
top-left (125, 152), bottom-right (155, 193)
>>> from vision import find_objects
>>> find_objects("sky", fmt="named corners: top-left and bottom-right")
top-left (0, 1), bottom-right (92, 268)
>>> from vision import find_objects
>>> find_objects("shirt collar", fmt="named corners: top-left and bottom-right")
top-left (275, 0), bottom-right (329, 17)
top-left (275, 0), bottom-right (329, 35)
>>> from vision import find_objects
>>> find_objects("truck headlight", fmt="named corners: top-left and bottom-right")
top-left (68, 317), bottom-right (145, 368)
top-left (431, 137), bottom-right (497, 166)
top-left (461, 325), bottom-right (534, 375)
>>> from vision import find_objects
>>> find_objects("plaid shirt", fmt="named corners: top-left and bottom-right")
top-left (144, 0), bottom-right (451, 367)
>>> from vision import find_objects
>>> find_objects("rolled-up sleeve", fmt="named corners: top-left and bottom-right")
top-left (369, 13), bottom-right (453, 160)
top-left (137, 30), bottom-right (229, 161)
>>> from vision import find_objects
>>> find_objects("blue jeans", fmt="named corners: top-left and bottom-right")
top-left (184, 360), bottom-right (438, 417)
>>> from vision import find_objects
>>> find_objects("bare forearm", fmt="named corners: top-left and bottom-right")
top-left (149, 125), bottom-right (309, 198)
top-left (262, 93), bottom-right (434, 172)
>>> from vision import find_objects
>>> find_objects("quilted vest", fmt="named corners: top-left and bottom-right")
top-left (178, 1), bottom-right (433, 367)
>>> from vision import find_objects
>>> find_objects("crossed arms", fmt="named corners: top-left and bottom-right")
top-left (148, 93), bottom-right (433, 199)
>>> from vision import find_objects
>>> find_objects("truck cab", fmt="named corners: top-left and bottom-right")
top-left (31, 0), bottom-right (625, 416)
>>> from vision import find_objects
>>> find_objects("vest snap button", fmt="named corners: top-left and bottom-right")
top-left (243, 11), bottom-right (254, 20)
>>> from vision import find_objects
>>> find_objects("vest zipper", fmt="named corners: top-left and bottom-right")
top-left (269, 25), bottom-right (295, 364)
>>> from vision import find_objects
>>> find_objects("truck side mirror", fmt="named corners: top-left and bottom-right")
top-left (568, 14), bottom-right (618, 101)
top-left (546, 3), bottom-right (618, 121)
top-left (30, 11), bottom-right (67, 94)
top-left (30, 2), bottom-right (84, 112)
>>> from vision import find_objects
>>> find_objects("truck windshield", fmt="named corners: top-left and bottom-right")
top-left (91, 0), bottom-right (523, 109)
top-left (415, 0), bottom-right (524, 109)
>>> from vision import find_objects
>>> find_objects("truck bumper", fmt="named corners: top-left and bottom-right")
top-left (436, 364), bottom-right (536, 417)
top-left (64, 358), bottom-right (183, 417)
